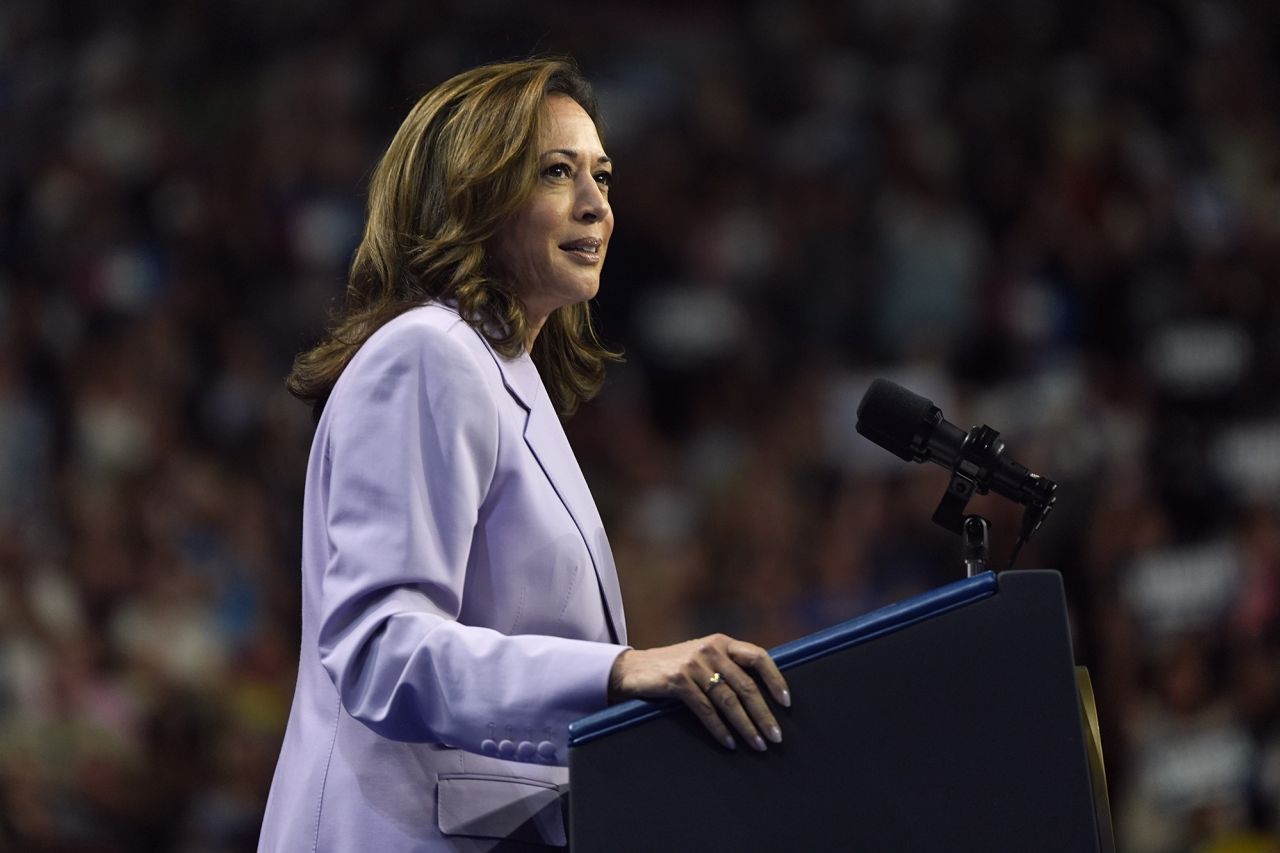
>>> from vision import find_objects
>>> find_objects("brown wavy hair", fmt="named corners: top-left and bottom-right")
top-left (286, 57), bottom-right (620, 417)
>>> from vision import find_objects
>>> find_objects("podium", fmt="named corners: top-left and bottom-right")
top-left (567, 570), bottom-right (1114, 852)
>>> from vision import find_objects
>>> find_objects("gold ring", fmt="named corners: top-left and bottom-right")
top-left (706, 672), bottom-right (724, 692)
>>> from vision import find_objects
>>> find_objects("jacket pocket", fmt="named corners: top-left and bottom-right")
top-left (436, 773), bottom-right (566, 847)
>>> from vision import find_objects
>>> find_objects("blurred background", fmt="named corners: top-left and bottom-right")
top-left (3, 0), bottom-right (1280, 850)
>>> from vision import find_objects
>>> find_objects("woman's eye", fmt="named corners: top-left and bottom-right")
top-left (544, 163), bottom-right (572, 179)
top-left (595, 171), bottom-right (613, 190)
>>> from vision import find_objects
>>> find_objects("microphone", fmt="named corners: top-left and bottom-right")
top-left (855, 379), bottom-right (1057, 543)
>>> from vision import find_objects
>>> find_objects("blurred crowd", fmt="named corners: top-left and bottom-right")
top-left (3, 0), bottom-right (1280, 850)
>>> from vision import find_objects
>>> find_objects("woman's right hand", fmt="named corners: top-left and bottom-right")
top-left (606, 634), bottom-right (791, 752)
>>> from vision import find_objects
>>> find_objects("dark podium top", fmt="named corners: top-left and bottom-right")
top-left (568, 570), bottom-right (1112, 853)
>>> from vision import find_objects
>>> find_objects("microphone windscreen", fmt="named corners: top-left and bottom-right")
top-left (855, 379), bottom-right (936, 462)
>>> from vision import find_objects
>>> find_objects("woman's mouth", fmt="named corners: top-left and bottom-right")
top-left (559, 238), bottom-right (603, 263)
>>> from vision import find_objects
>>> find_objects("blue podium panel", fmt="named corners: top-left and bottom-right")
top-left (568, 571), bottom-right (1107, 853)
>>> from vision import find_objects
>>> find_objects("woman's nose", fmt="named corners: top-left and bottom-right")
top-left (576, 176), bottom-right (609, 223)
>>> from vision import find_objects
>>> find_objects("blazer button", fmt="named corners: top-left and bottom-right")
top-left (537, 741), bottom-right (556, 761)
top-left (480, 739), bottom-right (498, 757)
top-left (498, 739), bottom-right (517, 759)
top-left (516, 741), bottom-right (536, 761)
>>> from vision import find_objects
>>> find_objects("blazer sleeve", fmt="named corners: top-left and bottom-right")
top-left (314, 319), bottom-right (625, 764)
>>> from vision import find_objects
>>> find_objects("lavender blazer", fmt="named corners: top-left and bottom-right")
top-left (258, 304), bottom-right (628, 852)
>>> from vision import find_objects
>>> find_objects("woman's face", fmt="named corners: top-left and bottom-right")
top-left (494, 94), bottom-right (614, 333)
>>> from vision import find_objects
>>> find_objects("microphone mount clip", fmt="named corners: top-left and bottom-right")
top-left (931, 424), bottom-right (1003, 535)
top-left (930, 423), bottom-right (1058, 573)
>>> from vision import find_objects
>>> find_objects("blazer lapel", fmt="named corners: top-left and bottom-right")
top-left (489, 349), bottom-right (628, 645)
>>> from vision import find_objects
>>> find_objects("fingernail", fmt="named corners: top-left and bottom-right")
top-left (781, 689), bottom-right (792, 708)
top-left (768, 725), bottom-right (782, 744)
top-left (723, 735), bottom-right (736, 750)
top-left (752, 736), bottom-right (767, 752)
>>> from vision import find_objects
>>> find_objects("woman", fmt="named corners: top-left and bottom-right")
top-left (258, 58), bottom-right (789, 852)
